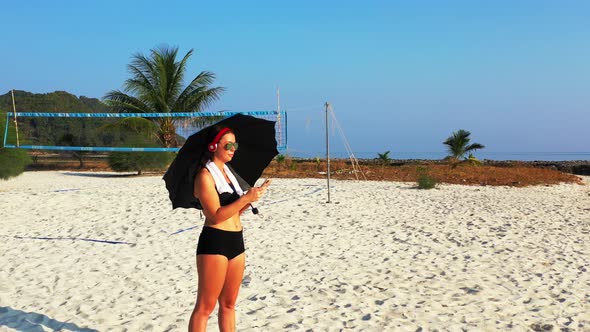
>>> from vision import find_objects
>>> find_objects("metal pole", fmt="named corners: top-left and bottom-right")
top-left (325, 102), bottom-right (331, 203)
top-left (276, 86), bottom-right (282, 147)
top-left (3, 112), bottom-right (10, 147)
top-left (11, 89), bottom-right (20, 147)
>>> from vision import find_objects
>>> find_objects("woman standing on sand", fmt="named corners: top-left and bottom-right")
top-left (188, 126), bottom-right (271, 332)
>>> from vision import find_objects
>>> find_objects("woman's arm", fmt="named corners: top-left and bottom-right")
top-left (239, 205), bottom-right (250, 215)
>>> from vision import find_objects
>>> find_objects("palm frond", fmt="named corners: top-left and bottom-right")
top-left (103, 91), bottom-right (152, 113)
top-left (175, 86), bottom-right (225, 113)
top-left (174, 71), bottom-right (220, 109)
top-left (129, 54), bottom-right (159, 92)
top-left (172, 49), bottom-right (194, 94)
top-left (465, 143), bottom-right (485, 152)
top-left (150, 46), bottom-right (177, 105)
top-left (124, 65), bottom-right (157, 97)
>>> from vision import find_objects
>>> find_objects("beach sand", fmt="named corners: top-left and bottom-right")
top-left (1, 171), bottom-right (589, 331)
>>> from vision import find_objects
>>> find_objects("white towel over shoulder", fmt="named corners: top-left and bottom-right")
top-left (205, 160), bottom-right (245, 196)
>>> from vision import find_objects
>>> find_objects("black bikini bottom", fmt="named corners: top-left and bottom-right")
top-left (197, 226), bottom-right (245, 260)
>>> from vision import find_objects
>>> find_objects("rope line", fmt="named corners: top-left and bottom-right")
top-left (328, 106), bottom-right (367, 180)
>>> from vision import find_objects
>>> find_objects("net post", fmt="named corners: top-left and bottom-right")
top-left (276, 87), bottom-right (282, 148)
top-left (11, 90), bottom-right (20, 147)
top-left (283, 110), bottom-right (288, 149)
top-left (325, 102), bottom-right (331, 203)
top-left (3, 112), bottom-right (10, 147)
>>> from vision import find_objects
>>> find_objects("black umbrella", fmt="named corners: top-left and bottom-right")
top-left (163, 113), bottom-right (278, 209)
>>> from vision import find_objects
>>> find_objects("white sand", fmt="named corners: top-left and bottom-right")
top-left (1, 171), bottom-right (589, 331)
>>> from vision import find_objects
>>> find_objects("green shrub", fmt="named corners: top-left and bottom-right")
top-left (315, 157), bottom-right (321, 170)
top-left (108, 151), bottom-right (175, 175)
top-left (416, 166), bottom-right (437, 189)
top-left (1, 112), bottom-right (32, 180)
top-left (464, 153), bottom-right (483, 166)
top-left (274, 154), bottom-right (288, 171)
top-left (0, 148), bottom-right (32, 180)
top-left (102, 117), bottom-right (175, 174)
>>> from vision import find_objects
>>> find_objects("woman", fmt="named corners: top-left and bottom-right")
top-left (189, 126), bottom-right (271, 332)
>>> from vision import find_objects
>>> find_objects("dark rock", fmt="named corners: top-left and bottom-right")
top-left (531, 323), bottom-right (554, 331)
top-left (483, 160), bottom-right (590, 175)
top-left (460, 286), bottom-right (481, 295)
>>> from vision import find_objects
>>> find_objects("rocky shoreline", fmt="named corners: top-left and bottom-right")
top-left (482, 160), bottom-right (590, 176)
top-left (293, 158), bottom-right (590, 176)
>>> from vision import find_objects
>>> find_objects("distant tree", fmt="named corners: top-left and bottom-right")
top-left (58, 133), bottom-right (88, 168)
top-left (443, 129), bottom-right (485, 160)
top-left (375, 151), bottom-right (391, 176)
top-left (104, 45), bottom-right (224, 148)
top-left (0, 90), bottom-right (113, 148)
top-left (58, 120), bottom-right (99, 168)
top-left (376, 151), bottom-right (391, 165)
top-left (102, 117), bottom-right (175, 175)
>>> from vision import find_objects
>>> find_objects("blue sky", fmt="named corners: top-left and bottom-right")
top-left (1, 1), bottom-right (589, 157)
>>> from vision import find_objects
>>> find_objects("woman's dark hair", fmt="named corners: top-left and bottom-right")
top-left (199, 125), bottom-right (235, 168)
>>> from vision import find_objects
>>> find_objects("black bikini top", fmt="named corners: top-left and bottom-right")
top-left (195, 182), bottom-right (240, 210)
top-left (219, 183), bottom-right (240, 206)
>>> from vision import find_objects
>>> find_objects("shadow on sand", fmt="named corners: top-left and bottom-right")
top-left (0, 306), bottom-right (98, 332)
top-left (61, 171), bottom-right (139, 178)
top-left (12, 236), bottom-right (135, 245)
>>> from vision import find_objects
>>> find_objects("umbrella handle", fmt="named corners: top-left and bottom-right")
top-left (250, 204), bottom-right (259, 215)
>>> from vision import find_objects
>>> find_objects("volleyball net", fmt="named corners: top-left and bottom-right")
top-left (2, 111), bottom-right (287, 152)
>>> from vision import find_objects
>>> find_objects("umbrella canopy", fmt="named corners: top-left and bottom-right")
top-left (163, 113), bottom-right (278, 209)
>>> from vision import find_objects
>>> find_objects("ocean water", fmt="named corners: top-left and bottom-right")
top-left (286, 151), bottom-right (590, 161)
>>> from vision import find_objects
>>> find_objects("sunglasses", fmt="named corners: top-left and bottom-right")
top-left (222, 142), bottom-right (239, 151)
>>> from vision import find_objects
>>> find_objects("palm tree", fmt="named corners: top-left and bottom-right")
top-left (376, 151), bottom-right (391, 165)
top-left (104, 45), bottom-right (224, 147)
top-left (443, 129), bottom-right (485, 160)
top-left (376, 151), bottom-right (391, 176)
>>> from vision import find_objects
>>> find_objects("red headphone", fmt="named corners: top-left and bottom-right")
top-left (208, 127), bottom-right (232, 152)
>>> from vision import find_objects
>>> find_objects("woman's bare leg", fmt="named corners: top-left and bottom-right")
top-left (218, 253), bottom-right (245, 332)
top-left (189, 255), bottom-right (228, 332)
